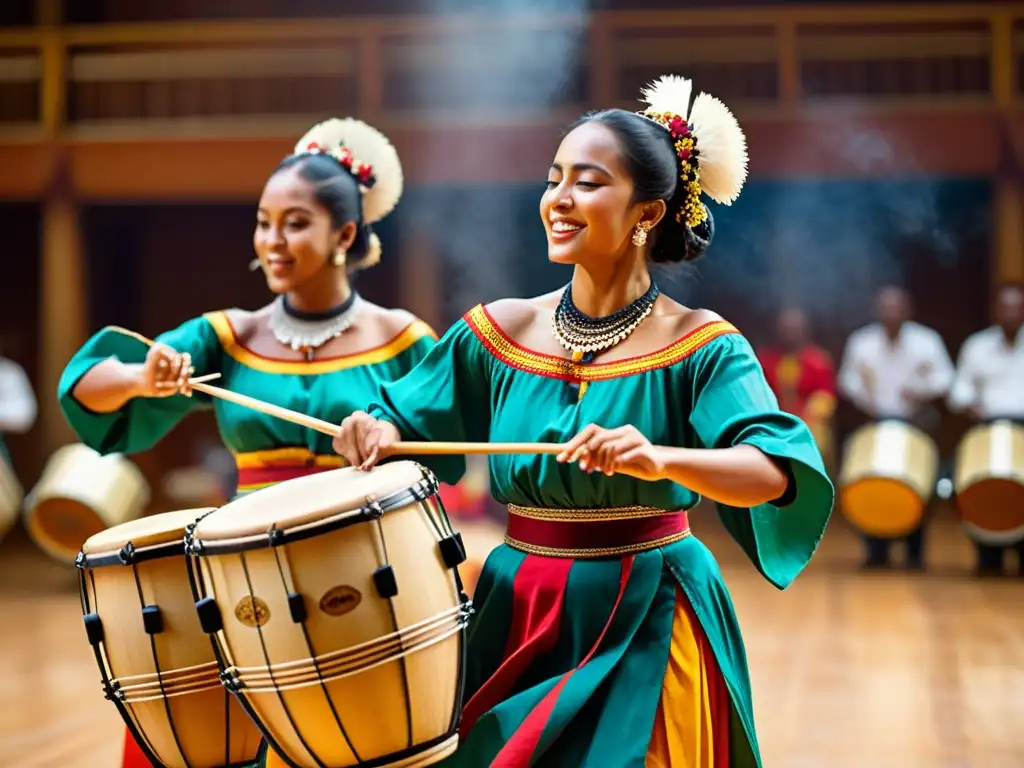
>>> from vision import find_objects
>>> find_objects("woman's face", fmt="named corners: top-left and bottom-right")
top-left (540, 121), bottom-right (652, 267)
top-left (253, 166), bottom-right (353, 294)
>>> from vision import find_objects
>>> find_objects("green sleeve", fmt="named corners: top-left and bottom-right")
top-left (686, 333), bottom-right (835, 590)
top-left (368, 318), bottom-right (491, 485)
top-left (57, 317), bottom-right (222, 456)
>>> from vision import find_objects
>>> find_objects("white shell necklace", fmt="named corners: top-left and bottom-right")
top-left (268, 292), bottom-right (360, 357)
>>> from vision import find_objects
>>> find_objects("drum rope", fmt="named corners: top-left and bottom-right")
top-left (227, 605), bottom-right (464, 675)
top-left (270, 537), bottom-right (363, 763)
top-left (132, 563), bottom-right (194, 768)
top-left (239, 550), bottom-right (329, 768)
top-left (232, 625), bottom-right (467, 694)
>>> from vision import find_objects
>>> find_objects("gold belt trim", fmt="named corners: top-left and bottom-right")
top-left (506, 503), bottom-right (672, 522)
top-left (504, 531), bottom-right (692, 559)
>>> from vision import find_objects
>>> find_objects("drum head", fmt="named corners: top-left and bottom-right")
top-left (81, 507), bottom-right (215, 558)
top-left (194, 461), bottom-right (428, 543)
top-left (840, 478), bottom-right (924, 538)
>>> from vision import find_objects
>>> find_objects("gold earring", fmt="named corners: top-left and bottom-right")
top-left (632, 223), bottom-right (650, 248)
top-left (332, 249), bottom-right (347, 267)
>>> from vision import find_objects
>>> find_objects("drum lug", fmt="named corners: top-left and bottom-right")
top-left (438, 532), bottom-right (467, 569)
top-left (373, 564), bottom-right (399, 598)
top-left (220, 669), bottom-right (244, 692)
top-left (117, 542), bottom-right (135, 565)
top-left (364, 498), bottom-right (384, 520)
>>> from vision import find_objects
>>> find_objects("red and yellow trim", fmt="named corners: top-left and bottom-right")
top-left (464, 304), bottom-right (737, 381)
top-left (204, 311), bottom-right (436, 375)
top-left (234, 447), bottom-right (345, 493)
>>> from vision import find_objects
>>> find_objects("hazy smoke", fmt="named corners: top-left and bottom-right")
top-left (407, 0), bottom-right (588, 319)
top-left (684, 120), bottom-right (977, 330)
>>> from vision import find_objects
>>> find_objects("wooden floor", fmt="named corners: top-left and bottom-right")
top-left (0, 513), bottom-right (1021, 768)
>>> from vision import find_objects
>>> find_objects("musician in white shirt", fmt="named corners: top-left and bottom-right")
top-left (838, 286), bottom-right (955, 570)
top-left (948, 284), bottom-right (1024, 576)
top-left (0, 352), bottom-right (37, 457)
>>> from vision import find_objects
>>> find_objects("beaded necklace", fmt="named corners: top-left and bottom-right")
top-left (552, 281), bottom-right (660, 398)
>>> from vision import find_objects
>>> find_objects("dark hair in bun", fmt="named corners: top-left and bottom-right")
top-left (567, 109), bottom-right (713, 263)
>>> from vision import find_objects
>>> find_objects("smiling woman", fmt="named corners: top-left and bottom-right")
top-left (333, 74), bottom-right (833, 768)
top-left (55, 117), bottom-right (437, 768)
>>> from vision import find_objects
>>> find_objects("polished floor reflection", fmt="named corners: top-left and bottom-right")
top-left (1, 513), bottom-right (1021, 767)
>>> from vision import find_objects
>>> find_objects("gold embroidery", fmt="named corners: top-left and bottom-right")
top-left (205, 311), bottom-right (437, 375)
top-left (465, 305), bottom-right (737, 381)
top-left (504, 530), bottom-right (691, 559)
top-left (508, 504), bottom-right (675, 522)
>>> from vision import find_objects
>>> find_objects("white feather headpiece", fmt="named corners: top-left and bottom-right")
top-left (639, 75), bottom-right (748, 211)
top-left (293, 117), bottom-right (404, 225)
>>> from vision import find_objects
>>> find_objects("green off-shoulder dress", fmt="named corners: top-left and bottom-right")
top-left (366, 304), bottom-right (834, 768)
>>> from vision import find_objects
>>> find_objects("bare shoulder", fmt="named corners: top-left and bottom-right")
top-left (358, 302), bottom-right (434, 339)
top-left (481, 293), bottom-right (558, 337)
top-left (656, 297), bottom-right (731, 339)
top-left (217, 306), bottom-right (268, 345)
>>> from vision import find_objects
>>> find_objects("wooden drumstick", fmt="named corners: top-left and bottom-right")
top-left (188, 380), bottom-right (565, 456)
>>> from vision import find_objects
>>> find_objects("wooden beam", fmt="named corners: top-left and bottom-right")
top-left (41, 109), bottom-right (1000, 200)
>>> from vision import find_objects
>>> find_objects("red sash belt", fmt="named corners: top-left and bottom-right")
top-left (504, 505), bottom-right (691, 558)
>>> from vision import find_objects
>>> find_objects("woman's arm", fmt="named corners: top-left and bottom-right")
top-left (656, 444), bottom-right (789, 508)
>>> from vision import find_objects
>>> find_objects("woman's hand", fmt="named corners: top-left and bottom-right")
top-left (142, 344), bottom-right (194, 398)
top-left (556, 423), bottom-right (667, 482)
top-left (333, 411), bottom-right (401, 470)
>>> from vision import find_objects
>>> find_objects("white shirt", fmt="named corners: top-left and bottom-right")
top-left (0, 357), bottom-right (37, 434)
top-left (948, 325), bottom-right (1024, 419)
top-left (838, 321), bottom-right (955, 418)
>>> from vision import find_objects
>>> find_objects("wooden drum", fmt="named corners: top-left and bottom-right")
top-left (25, 443), bottom-right (151, 564)
top-left (187, 462), bottom-right (471, 768)
top-left (954, 420), bottom-right (1024, 545)
top-left (77, 508), bottom-right (263, 768)
top-left (839, 420), bottom-right (939, 538)
top-left (0, 455), bottom-right (24, 543)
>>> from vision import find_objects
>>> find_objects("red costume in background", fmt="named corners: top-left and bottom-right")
top-left (758, 344), bottom-right (837, 461)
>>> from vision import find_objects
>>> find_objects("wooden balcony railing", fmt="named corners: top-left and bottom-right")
top-left (0, 3), bottom-right (1022, 144)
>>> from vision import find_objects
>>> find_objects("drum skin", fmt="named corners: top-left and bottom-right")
top-left (191, 462), bottom-right (466, 768)
top-left (25, 443), bottom-right (150, 564)
top-left (79, 508), bottom-right (263, 768)
top-left (954, 420), bottom-right (1024, 545)
top-left (838, 421), bottom-right (939, 538)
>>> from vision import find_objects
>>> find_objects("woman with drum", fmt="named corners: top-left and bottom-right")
top-left (57, 118), bottom-right (434, 768)
top-left (335, 75), bottom-right (834, 768)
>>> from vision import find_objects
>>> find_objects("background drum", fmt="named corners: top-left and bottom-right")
top-left (954, 420), bottom-right (1024, 545)
top-left (0, 454), bottom-right (24, 543)
top-left (77, 508), bottom-right (263, 768)
top-left (187, 461), bottom-right (470, 768)
top-left (24, 443), bottom-right (151, 564)
top-left (838, 420), bottom-right (939, 538)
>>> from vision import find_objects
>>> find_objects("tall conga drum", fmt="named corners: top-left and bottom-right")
top-left (953, 420), bottom-right (1024, 545)
top-left (839, 420), bottom-right (939, 538)
top-left (77, 508), bottom-right (263, 768)
top-left (187, 462), bottom-right (470, 768)
top-left (25, 443), bottom-right (151, 564)
top-left (0, 454), bottom-right (24, 543)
